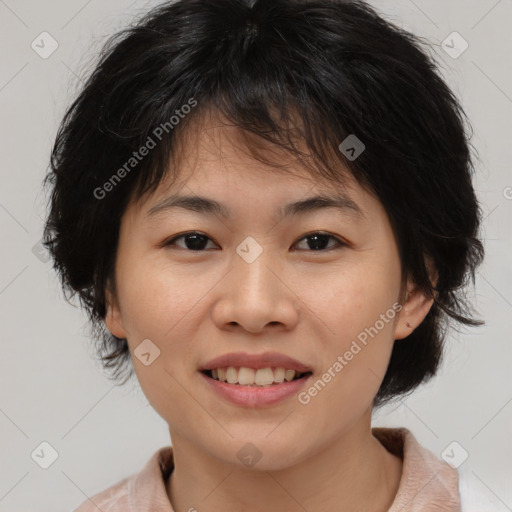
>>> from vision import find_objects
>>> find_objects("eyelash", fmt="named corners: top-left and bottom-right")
top-left (163, 231), bottom-right (346, 252)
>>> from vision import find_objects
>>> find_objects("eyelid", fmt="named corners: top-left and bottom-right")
top-left (292, 231), bottom-right (347, 251)
top-left (163, 230), bottom-right (347, 251)
top-left (162, 231), bottom-right (219, 248)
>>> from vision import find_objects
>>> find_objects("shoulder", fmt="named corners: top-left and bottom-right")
top-left (72, 446), bottom-right (175, 512)
top-left (73, 475), bottom-right (133, 512)
top-left (373, 427), bottom-right (460, 510)
top-left (389, 429), bottom-right (505, 511)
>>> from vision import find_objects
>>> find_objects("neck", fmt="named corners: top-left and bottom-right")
top-left (165, 413), bottom-right (403, 512)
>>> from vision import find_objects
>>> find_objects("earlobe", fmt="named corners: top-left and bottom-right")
top-left (104, 287), bottom-right (127, 339)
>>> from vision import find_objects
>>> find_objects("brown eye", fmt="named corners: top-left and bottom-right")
top-left (163, 231), bottom-right (345, 252)
top-left (164, 232), bottom-right (217, 251)
top-left (293, 232), bottom-right (345, 251)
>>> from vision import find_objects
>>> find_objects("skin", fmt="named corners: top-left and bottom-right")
top-left (105, 111), bottom-right (435, 512)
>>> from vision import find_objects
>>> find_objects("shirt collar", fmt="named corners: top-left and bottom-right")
top-left (373, 427), bottom-right (460, 511)
top-left (130, 427), bottom-right (460, 511)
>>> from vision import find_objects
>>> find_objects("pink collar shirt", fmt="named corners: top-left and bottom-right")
top-left (74, 427), bottom-right (463, 511)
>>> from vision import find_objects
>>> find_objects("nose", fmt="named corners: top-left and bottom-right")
top-left (211, 246), bottom-right (300, 334)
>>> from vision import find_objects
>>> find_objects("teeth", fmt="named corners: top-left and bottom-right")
top-left (238, 367), bottom-right (255, 385)
top-left (254, 367), bottom-right (274, 386)
top-left (226, 366), bottom-right (238, 384)
top-left (273, 367), bottom-right (285, 383)
top-left (284, 369), bottom-right (295, 382)
top-left (208, 366), bottom-right (305, 386)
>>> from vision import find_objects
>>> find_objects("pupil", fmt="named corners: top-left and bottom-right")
top-left (308, 234), bottom-right (329, 250)
top-left (185, 234), bottom-right (208, 251)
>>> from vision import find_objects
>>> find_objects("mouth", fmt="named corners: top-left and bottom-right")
top-left (199, 352), bottom-right (314, 406)
top-left (201, 367), bottom-right (313, 387)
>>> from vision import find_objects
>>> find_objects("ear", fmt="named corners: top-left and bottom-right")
top-left (104, 281), bottom-right (128, 339)
top-left (394, 257), bottom-right (438, 340)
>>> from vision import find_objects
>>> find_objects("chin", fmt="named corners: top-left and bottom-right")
top-left (215, 436), bottom-right (309, 472)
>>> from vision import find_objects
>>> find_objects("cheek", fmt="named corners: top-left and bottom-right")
top-left (115, 258), bottom-right (218, 408)
top-left (116, 257), bottom-right (208, 339)
top-left (116, 264), bottom-right (197, 413)
top-left (294, 256), bottom-right (401, 406)
top-left (296, 256), bottom-right (401, 341)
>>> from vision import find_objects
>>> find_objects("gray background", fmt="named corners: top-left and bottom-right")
top-left (1, 0), bottom-right (511, 510)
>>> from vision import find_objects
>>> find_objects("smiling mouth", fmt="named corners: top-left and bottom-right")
top-left (202, 367), bottom-right (313, 387)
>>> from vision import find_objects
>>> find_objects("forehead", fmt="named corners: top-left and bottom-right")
top-left (127, 108), bottom-right (381, 225)
top-left (149, 109), bottom-right (362, 196)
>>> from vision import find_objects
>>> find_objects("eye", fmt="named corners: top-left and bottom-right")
top-left (163, 230), bottom-right (346, 252)
top-left (163, 231), bottom-right (218, 251)
top-left (293, 231), bottom-right (346, 251)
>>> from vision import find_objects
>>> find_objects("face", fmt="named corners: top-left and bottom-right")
top-left (106, 113), bottom-right (433, 470)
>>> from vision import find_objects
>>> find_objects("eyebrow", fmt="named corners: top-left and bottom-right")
top-left (146, 193), bottom-right (365, 221)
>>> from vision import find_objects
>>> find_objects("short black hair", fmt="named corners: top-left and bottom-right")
top-left (43, 0), bottom-right (485, 408)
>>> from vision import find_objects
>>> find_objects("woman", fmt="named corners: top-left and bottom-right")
top-left (43, 0), bottom-right (486, 509)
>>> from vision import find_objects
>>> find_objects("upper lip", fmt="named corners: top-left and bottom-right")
top-left (201, 351), bottom-right (312, 373)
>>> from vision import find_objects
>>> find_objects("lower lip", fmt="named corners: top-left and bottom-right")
top-left (200, 372), bottom-right (312, 407)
